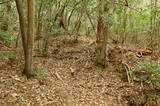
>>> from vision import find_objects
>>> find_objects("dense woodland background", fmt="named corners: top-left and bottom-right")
top-left (0, 0), bottom-right (160, 105)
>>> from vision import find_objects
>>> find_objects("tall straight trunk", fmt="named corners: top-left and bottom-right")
top-left (150, 0), bottom-right (154, 46)
top-left (73, 12), bottom-right (82, 34)
top-left (67, 2), bottom-right (80, 31)
top-left (15, 0), bottom-right (27, 56)
top-left (36, 0), bottom-right (43, 37)
top-left (153, 0), bottom-right (157, 47)
top-left (122, 8), bottom-right (128, 45)
top-left (24, 0), bottom-right (35, 78)
top-left (86, 10), bottom-right (97, 36)
top-left (96, 0), bottom-right (107, 68)
top-left (15, 0), bottom-right (28, 76)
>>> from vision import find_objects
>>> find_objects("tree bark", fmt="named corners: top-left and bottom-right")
top-left (24, 0), bottom-right (35, 78)
top-left (15, 0), bottom-right (27, 63)
top-left (96, 0), bottom-right (107, 68)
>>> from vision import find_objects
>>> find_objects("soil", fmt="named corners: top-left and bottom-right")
top-left (0, 35), bottom-right (159, 106)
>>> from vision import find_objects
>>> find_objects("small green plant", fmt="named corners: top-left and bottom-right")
top-left (144, 89), bottom-right (160, 99)
top-left (132, 61), bottom-right (160, 89)
top-left (39, 47), bottom-right (48, 56)
top-left (104, 15), bottom-right (118, 25)
top-left (96, 66), bottom-right (103, 73)
top-left (0, 52), bottom-right (19, 59)
top-left (47, 28), bottom-right (65, 36)
top-left (34, 69), bottom-right (47, 82)
top-left (0, 30), bottom-right (16, 44)
top-left (116, 66), bottom-right (128, 82)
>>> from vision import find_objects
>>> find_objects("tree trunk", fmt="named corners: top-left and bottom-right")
top-left (96, 0), bottom-right (107, 68)
top-left (24, 0), bottom-right (35, 78)
top-left (15, 0), bottom-right (27, 54)
top-left (15, 0), bottom-right (28, 76)
top-left (36, 0), bottom-right (43, 37)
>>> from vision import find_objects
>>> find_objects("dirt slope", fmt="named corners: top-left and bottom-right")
top-left (0, 35), bottom-right (159, 106)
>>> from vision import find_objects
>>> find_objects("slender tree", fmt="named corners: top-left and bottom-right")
top-left (15, 0), bottom-right (35, 78)
top-left (24, 0), bottom-right (35, 77)
top-left (15, 0), bottom-right (27, 56)
top-left (96, 0), bottom-right (107, 68)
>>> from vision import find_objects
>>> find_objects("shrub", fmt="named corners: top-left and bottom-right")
top-left (0, 30), bottom-right (16, 44)
top-left (132, 61), bottom-right (160, 89)
top-left (47, 28), bottom-right (65, 36)
top-left (34, 69), bottom-right (47, 82)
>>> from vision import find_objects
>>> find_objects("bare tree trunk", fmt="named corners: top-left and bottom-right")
top-left (15, 0), bottom-right (27, 55)
top-left (36, 0), bottom-right (43, 37)
top-left (150, 0), bottom-right (154, 46)
top-left (67, 2), bottom-right (80, 31)
top-left (59, 4), bottom-right (67, 30)
top-left (15, 0), bottom-right (29, 77)
top-left (24, 0), bottom-right (35, 78)
top-left (86, 10), bottom-right (97, 36)
top-left (122, 7), bottom-right (128, 45)
top-left (72, 12), bottom-right (82, 34)
top-left (96, 0), bottom-right (107, 68)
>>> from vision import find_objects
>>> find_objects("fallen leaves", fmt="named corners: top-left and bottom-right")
top-left (0, 35), bottom-right (159, 106)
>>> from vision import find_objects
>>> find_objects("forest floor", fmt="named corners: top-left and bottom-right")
top-left (0, 35), bottom-right (160, 106)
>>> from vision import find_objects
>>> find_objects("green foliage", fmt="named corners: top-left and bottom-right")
top-left (128, 9), bottom-right (150, 31)
top-left (104, 15), bottom-right (118, 25)
top-left (0, 16), bottom-right (5, 24)
top-left (145, 89), bottom-right (160, 99)
top-left (40, 47), bottom-right (48, 56)
top-left (36, 69), bottom-right (45, 76)
top-left (34, 69), bottom-right (47, 81)
top-left (96, 66), bottom-right (103, 73)
top-left (48, 28), bottom-right (65, 36)
top-left (0, 52), bottom-right (19, 59)
top-left (132, 61), bottom-right (160, 89)
top-left (116, 66), bottom-right (128, 82)
top-left (0, 30), bottom-right (16, 44)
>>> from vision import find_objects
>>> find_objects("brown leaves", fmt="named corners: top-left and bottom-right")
top-left (0, 35), bottom-right (159, 106)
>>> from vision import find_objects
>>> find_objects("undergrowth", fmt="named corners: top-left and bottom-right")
top-left (0, 30), bottom-right (16, 44)
top-left (132, 61), bottom-right (160, 89)
top-left (132, 61), bottom-right (160, 99)
top-left (34, 69), bottom-right (47, 84)
top-left (0, 52), bottom-right (19, 59)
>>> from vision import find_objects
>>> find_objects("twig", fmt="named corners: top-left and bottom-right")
top-left (99, 74), bottom-right (106, 80)
top-left (54, 72), bottom-right (64, 82)
top-left (117, 85), bottom-right (134, 90)
top-left (48, 69), bottom-right (65, 84)
top-left (124, 64), bottom-right (130, 83)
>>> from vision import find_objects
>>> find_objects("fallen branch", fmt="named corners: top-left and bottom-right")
top-left (48, 69), bottom-right (65, 85)
top-left (54, 72), bottom-right (63, 82)
top-left (122, 62), bottom-right (132, 83)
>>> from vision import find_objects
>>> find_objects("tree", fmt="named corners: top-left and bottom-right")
top-left (15, 0), bottom-right (27, 56)
top-left (96, 0), bottom-right (107, 68)
top-left (24, 0), bottom-right (35, 77)
top-left (15, 0), bottom-right (35, 78)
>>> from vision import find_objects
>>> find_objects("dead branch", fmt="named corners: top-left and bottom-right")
top-left (122, 62), bottom-right (132, 83)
